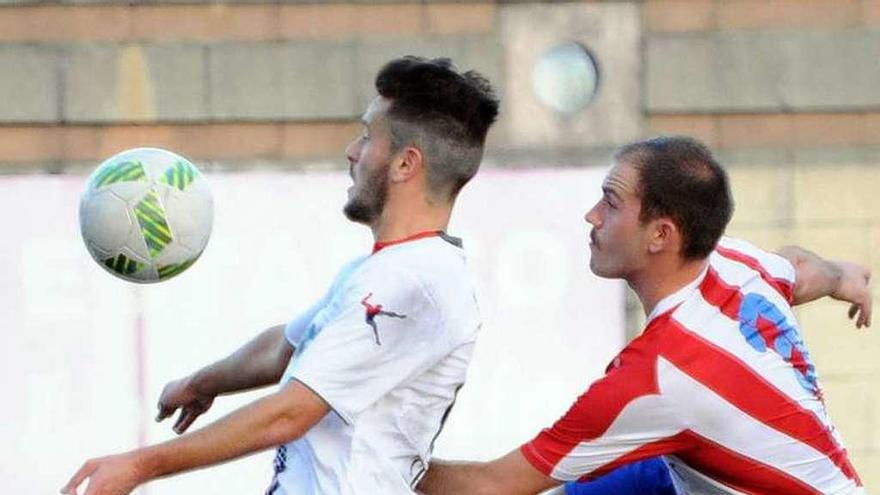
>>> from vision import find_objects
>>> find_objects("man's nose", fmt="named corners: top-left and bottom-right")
top-left (584, 205), bottom-right (601, 227)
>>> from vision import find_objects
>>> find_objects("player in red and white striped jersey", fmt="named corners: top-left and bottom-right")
top-left (419, 136), bottom-right (870, 495)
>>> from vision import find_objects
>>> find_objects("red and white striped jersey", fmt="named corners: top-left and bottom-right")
top-left (521, 237), bottom-right (864, 494)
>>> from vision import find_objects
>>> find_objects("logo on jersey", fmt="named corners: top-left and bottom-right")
top-left (738, 293), bottom-right (819, 395)
top-left (361, 292), bottom-right (406, 345)
top-left (409, 456), bottom-right (427, 488)
top-left (265, 445), bottom-right (287, 495)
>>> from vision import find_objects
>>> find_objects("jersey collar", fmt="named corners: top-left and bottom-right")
top-left (372, 230), bottom-right (461, 254)
top-left (646, 264), bottom-right (709, 324)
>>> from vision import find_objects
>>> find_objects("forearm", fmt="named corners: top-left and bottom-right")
top-left (418, 460), bottom-right (500, 495)
top-left (192, 324), bottom-right (293, 397)
top-left (776, 246), bottom-right (842, 305)
top-left (140, 382), bottom-right (321, 480)
top-left (419, 451), bottom-right (557, 495)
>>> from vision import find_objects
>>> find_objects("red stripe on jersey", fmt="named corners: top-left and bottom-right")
top-left (787, 342), bottom-right (812, 385)
top-left (715, 245), bottom-right (794, 303)
top-left (756, 315), bottom-right (780, 350)
top-left (660, 316), bottom-right (861, 484)
top-left (521, 322), bottom-right (667, 476)
top-left (699, 266), bottom-right (743, 320)
top-left (677, 430), bottom-right (824, 495)
top-left (572, 432), bottom-right (690, 482)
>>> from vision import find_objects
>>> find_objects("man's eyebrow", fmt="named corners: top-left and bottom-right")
top-left (602, 186), bottom-right (622, 200)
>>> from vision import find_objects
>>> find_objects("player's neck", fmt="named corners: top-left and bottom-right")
top-left (630, 256), bottom-right (709, 317)
top-left (371, 194), bottom-right (452, 244)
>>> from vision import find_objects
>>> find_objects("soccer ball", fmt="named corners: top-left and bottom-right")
top-left (79, 148), bottom-right (213, 283)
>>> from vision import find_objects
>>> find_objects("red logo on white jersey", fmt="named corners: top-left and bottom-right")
top-left (360, 293), bottom-right (406, 345)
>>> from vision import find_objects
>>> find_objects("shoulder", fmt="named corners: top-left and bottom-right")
top-left (713, 236), bottom-right (795, 279)
top-left (328, 255), bottom-right (370, 288)
top-left (370, 238), bottom-right (469, 287)
top-left (710, 236), bottom-right (796, 301)
top-left (335, 255), bottom-right (438, 318)
top-left (339, 238), bottom-right (477, 318)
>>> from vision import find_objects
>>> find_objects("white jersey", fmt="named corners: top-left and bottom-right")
top-left (267, 233), bottom-right (480, 495)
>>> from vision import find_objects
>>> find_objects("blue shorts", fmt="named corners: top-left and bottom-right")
top-left (564, 457), bottom-right (678, 495)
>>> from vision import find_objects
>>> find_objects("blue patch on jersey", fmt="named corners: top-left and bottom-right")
top-left (737, 293), bottom-right (818, 394)
top-left (297, 321), bottom-right (321, 354)
top-left (295, 257), bottom-right (368, 355)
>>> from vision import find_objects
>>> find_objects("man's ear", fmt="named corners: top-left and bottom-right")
top-left (390, 146), bottom-right (424, 183)
top-left (647, 218), bottom-right (679, 255)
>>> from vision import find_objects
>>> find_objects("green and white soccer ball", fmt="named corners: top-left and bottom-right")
top-left (79, 148), bottom-right (213, 283)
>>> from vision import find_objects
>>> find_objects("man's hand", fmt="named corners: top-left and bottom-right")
top-left (60, 452), bottom-right (145, 495)
top-left (156, 375), bottom-right (214, 434)
top-left (830, 261), bottom-right (872, 329)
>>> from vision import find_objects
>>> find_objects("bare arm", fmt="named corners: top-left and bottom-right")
top-left (417, 449), bottom-right (559, 495)
top-left (156, 324), bottom-right (294, 433)
top-left (777, 245), bottom-right (872, 328)
top-left (62, 379), bottom-right (328, 495)
top-left (191, 324), bottom-right (293, 396)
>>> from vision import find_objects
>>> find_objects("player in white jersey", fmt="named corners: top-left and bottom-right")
top-left (418, 136), bottom-right (870, 495)
top-left (267, 232), bottom-right (480, 494)
top-left (61, 56), bottom-right (499, 495)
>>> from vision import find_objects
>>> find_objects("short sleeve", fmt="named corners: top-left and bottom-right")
top-left (520, 342), bottom-right (685, 482)
top-left (284, 256), bottom-right (367, 347)
top-left (288, 265), bottom-right (448, 423)
top-left (715, 236), bottom-right (796, 304)
top-left (284, 296), bottom-right (329, 347)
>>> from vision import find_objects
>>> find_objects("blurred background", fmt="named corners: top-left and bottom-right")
top-left (1, 0), bottom-right (878, 492)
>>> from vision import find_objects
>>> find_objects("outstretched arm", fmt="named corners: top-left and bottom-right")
top-left (62, 379), bottom-right (328, 495)
top-left (417, 449), bottom-right (559, 495)
top-left (777, 245), bottom-right (872, 328)
top-left (156, 324), bottom-right (294, 433)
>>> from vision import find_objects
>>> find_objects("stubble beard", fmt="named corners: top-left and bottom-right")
top-left (343, 161), bottom-right (390, 225)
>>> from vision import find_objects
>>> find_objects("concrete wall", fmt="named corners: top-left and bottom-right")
top-left (2, 0), bottom-right (878, 487)
top-left (724, 160), bottom-right (880, 489)
top-left (0, 3), bottom-right (502, 170)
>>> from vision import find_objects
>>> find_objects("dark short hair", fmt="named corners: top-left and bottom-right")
top-left (615, 136), bottom-right (734, 260)
top-left (375, 56), bottom-right (499, 200)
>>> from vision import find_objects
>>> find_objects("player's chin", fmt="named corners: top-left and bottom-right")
top-left (343, 200), bottom-right (376, 225)
top-left (588, 258), bottom-right (614, 278)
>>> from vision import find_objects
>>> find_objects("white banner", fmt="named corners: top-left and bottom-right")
top-left (0, 167), bottom-right (623, 493)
